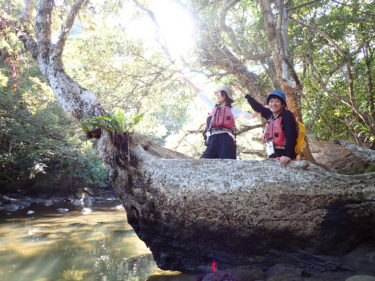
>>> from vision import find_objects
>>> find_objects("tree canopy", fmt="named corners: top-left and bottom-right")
top-left (0, 0), bottom-right (374, 191)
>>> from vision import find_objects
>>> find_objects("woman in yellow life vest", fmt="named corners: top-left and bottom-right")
top-left (244, 90), bottom-right (298, 165)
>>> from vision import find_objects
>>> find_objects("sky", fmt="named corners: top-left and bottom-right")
top-left (119, 0), bottom-right (196, 61)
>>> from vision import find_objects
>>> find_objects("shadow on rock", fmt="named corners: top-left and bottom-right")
top-left (194, 270), bottom-right (243, 281)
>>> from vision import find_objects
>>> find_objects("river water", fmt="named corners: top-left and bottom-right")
top-left (0, 205), bottom-right (193, 281)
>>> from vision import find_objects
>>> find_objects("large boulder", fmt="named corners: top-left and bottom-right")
top-left (120, 159), bottom-right (374, 271)
top-left (99, 132), bottom-right (375, 272)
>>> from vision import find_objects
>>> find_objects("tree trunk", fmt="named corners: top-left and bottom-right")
top-left (17, 0), bottom-right (106, 120)
top-left (309, 140), bottom-right (375, 173)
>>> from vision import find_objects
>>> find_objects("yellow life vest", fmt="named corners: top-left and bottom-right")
top-left (295, 120), bottom-right (306, 155)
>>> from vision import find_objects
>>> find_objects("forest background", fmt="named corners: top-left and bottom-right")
top-left (0, 0), bottom-right (374, 194)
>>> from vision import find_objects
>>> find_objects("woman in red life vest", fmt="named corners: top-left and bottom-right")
top-left (181, 77), bottom-right (258, 159)
top-left (244, 90), bottom-right (298, 165)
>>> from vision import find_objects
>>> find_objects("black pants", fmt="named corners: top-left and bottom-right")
top-left (201, 133), bottom-right (236, 159)
top-left (269, 149), bottom-right (296, 160)
top-left (269, 149), bottom-right (286, 158)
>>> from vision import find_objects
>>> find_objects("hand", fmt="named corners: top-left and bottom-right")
top-left (252, 112), bottom-right (261, 119)
top-left (279, 156), bottom-right (291, 165)
top-left (178, 75), bottom-right (200, 93)
top-left (233, 85), bottom-right (241, 92)
top-left (233, 85), bottom-right (247, 96)
top-left (177, 75), bottom-right (188, 83)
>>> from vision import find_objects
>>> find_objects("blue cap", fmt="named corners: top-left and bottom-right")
top-left (266, 90), bottom-right (286, 105)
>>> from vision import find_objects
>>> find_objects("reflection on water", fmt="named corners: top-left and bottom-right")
top-left (0, 206), bottom-right (192, 281)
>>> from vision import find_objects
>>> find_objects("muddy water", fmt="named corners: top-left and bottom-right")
top-left (0, 205), bottom-right (193, 281)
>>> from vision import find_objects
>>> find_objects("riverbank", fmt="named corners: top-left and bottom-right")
top-left (0, 187), bottom-right (121, 215)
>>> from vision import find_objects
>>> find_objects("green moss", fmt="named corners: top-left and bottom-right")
top-left (340, 161), bottom-right (374, 175)
top-left (346, 162), bottom-right (367, 174)
top-left (365, 164), bottom-right (375, 173)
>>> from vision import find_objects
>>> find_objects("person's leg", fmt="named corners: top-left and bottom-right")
top-left (201, 135), bottom-right (218, 159)
top-left (217, 133), bottom-right (236, 159)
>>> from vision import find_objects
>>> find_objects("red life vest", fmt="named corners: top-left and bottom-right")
top-left (206, 106), bottom-right (235, 131)
top-left (264, 116), bottom-right (286, 147)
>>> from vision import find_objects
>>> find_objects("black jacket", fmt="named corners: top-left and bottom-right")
top-left (245, 94), bottom-right (297, 159)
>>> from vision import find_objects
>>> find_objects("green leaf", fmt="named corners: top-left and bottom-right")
top-left (132, 113), bottom-right (144, 126)
top-left (112, 107), bottom-right (127, 132)
top-left (81, 116), bottom-right (117, 133)
top-left (80, 121), bottom-right (96, 133)
top-left (126, 112), bottom-right (144, 133)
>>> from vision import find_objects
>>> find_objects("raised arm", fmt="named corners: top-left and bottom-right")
top-left (180, 76), bottom-right (215, 111)
top-left (180, 76), bottom-right (201, 93)
top-left (233, 86), bottom-right (271, 119)
top-left (245, 94), bottom-right (272, 120)
top-left (231, 107), bottom-right (259, 120)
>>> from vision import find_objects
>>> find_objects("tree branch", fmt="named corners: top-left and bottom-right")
top-left (290, 16), bottom-right (355, 106)
top-left (200, 27), bottom-right (264, 99)
top-left (18, 0), bottom-right (107, 120)
top-left (1, 9), bottom-right (38, 60)
top-left (306, 51), bottom-right (351, 108)
top-left (187, 129), bottom-right (205, 134)
top-left (244, 53), bottom-right (272, 61)
top-left (260, 0), bottom-right (287, 83)
top-left (332, 0), bottom-right (375, 17)
top-left (291, 17), bottom-right (352, 62)
top-left (35, 0), bottom-right (53, 74)
top-left (333, 16), bottom-right (374, 23)
top-left (52, 0), bottom-right (88, 68)
top-left (219, 0), bottom-right (241, 54)
top-left (21, 0), bottom-right (35, 23)
top-left (363, 43), bottom-right (374, 121)
top-left (305, 93), bottom-right (322, 132)
top-left (174, 0), bottom-right (264, 100)
top-left (277, 1), bottom-right (302, 89)
top-left (262, 60), bottom-right (281, 89)
top-left (132, 0), bottom-right (175, 63)
top-left (306, 49), bottom-right (371, 131)
top-left (260, 0), bottom-right (305, 125)
top-left (17, 31), bottom-right (38, 60)
top-left (236, 124), bottom-right (263, 135)
top-left (287, 0), bottom-right (322, 12)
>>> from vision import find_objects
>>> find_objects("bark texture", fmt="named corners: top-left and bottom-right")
top-left (98, 131), bottom-right (375, 272)
top-left (18, 0), bottom-right (105, 120)
top-left (310, 140), bottom-right (375, 172)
